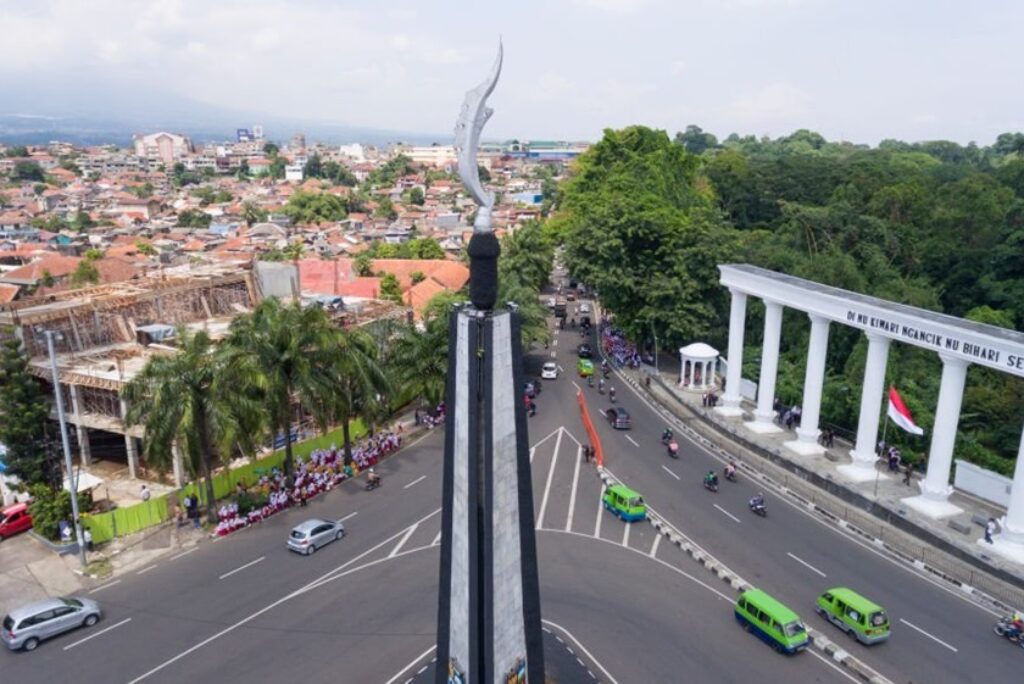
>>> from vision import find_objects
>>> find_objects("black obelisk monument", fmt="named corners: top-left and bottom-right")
top-left (436, 42), bottom-right (545, 684)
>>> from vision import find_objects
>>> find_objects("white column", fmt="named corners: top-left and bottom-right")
top-left (705, 361), bottom-right (713, 389)
top-left (786, 314), bottom-right (830, 456)
top-left (120, 398), bottom-right (139, 480)
top-left (716, 289), bottom-right (747, 417)
top-left (903, 354), bottom-right (967, 519)
top-left (68, 385), bottom-right (91, 467)
top-left (981, 421), bottom-right (1024, 563)
top-left (747, 300), bottom-right (783, 434)
top-left (839, 333), bottom-right (891, 483)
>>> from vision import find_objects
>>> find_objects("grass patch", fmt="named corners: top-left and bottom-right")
top-left (86, 557), bottom-right (112, 579)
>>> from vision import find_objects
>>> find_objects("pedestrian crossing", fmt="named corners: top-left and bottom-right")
top-left (370, 426), bottom-right (685, 564)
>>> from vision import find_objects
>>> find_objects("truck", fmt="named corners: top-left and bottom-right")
top-left (553, 298), bottom-right (567, 319)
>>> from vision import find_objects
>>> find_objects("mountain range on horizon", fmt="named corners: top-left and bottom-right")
top-left (0, 77), bottom-right (449, 148)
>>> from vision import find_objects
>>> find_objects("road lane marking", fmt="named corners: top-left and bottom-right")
top-left (432, 530), bottom-right (442, 546)
top-left (713, 504), bottom-right (741, 523)
top-left (541, 619), bottom-right (620, 684)
top-left (136, 565), bottom-right (158, 575)
top-left (807, 649), bottom-right (860, 683)
top-left (565, 446), bottom-right (582, 531)
top-left (899, 618), bottom-right (958, 652)
top-left (621, 521), bottom-right (631, 547)
top-left (389, 524), bottom-right (418, 558)
top-left (62, 617), bottom-right (132, 651)
top-left (536, 429), bottom-right (563, 529)
top-left (340, 511), bottom-right (359, 522)
top-left (530, 447), bottom-right (536, 464)
top-left (572, 380), bottom-right (581, 391)
top-left (531, 426), bottom-right (562, 449)
top-left (598, 409), bottom-right (606, 417)
top-left (127, 506), bottom-right (444, 684)
top-left (786, 552), bottom-right (827, 578)
top-left (649, 533), bottom-right (662, 557)
top-left (219, 556), bottom-right (265, 580)
top-left (625, 435), bottom-right (639, 448)
top-left (552, 339), bottom-right (558, 347)
top-left (169, 547), bottom-right (198, 561)
top-left (594, 491), bottom-right (604, 538)
top-left (403, 475), bottom-right (427, 489)
top-left (384, 645), bottom-right (437, 684)
top-left (661, 465), bottom-right (680, 480)
top-left (88, 580), bottom-right (121, 594)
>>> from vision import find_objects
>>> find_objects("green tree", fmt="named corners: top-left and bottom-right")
top-left (28, 484), bottom-right (91, 541)
top-left (410, 270), bottom-right (426, 284)
top-left (242, 201), bottom-right (268, 227)
top-left (409, 186), bottom-right (425, 205)
top-left (283, 191), bottom-right (347, 224)
top-left (322, 161), bottom-right (358, 186)
top-left (304, 154), bottom-right (323, 179)
top-left (222, 299), bottom-right (338, 481)
top-left (282, 240), bottom-right (305, 261)
top-left (674, 124), bottom-right (719, 155)
top-left (354, 252), bottom-right (374, 276)
top-left (237, 159), bottom-right (251, 179)
top-left (4, 145), bottom-right (29, 158)
top-left (69, 260), bottom-right (100, 287)
top-left (12, 161), bottom-right (45, 182)
top-left (263, 142), bottom-right (280, 157)
top-left (0, 338), bottom-right (60, 489)
top-left (131, 182), bottom-right (154, 199)
top-left (378, 272), bottom-right (404, 304)
top-left (135, 240), bottom-right (157, 256)
top-left (124, 328), bottom-right (257, 522)
top-left (325, 328), bottom-right (392, 465)
top-left (390, 292), bottom-right (464, 407)
top-left (375, 195), bottom-right (398, 220)
top-left (269, 157), bottom-right (287, 180)
top-left (408, 237), bottom-right (445, 259)
top-left (71, 211), bottom-right (94, 233)
top-left (176, 209), bottom-right (212, 229)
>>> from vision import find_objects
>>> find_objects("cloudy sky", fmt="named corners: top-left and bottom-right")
top-left (2, 0), bottom-right (1022, 144)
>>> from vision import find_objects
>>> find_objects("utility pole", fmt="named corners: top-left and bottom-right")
top-left (45, 330), bottom-right (86, 567)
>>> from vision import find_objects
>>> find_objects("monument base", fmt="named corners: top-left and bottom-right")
top-left (837, 463), bottom-right (884, 484)
top-left (714, 406), bottom-right (744, 418)
top-left (784, 439), bottom-right (825, 457)
top-left (978, 535), bottom-right (1024, 565)
top-left (901, 495), bottom-right (963, 520)
top-left (745, 420), bottom-right (782, 435)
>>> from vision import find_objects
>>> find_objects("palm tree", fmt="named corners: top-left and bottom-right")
top-left (325, 327), bottom-right (392, 465)
top-left (222, 298), bottom-right (337, 481)
top-left (391, 295), bottom-right (460, 409)
top-left (123, 328), bottom-right (257, 522)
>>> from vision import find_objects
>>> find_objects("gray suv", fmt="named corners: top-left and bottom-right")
top-left (2, 597), bottom-right (102, 651)
top-left (287, 518), bottom-right (346, 555)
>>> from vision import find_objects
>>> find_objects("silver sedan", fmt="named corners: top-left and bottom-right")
top-left (287, 518), bottom-right (346, 555)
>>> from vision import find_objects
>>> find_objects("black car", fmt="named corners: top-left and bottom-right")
top-left (606, 407), bottom-right (632, 430)
top-left (577, 343), bottom-right (593, 358)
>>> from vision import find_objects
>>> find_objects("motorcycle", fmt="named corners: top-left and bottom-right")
top-left (365, 477), bottom-right (382, 491)
top-left (993, 617), bottom-right (1024, 646)
top-left (609, 389), bottom-right (617, 403)
top-left (724, 468), bottom-right (738, 483)
top-left (660, 432), bottom-right (673, 446)
top-left (703, 478), bottom-right (719, 493)
top-left (666, 442), bottom-right (679, 459)
top-left (749, 500), bottom-right (767, 517)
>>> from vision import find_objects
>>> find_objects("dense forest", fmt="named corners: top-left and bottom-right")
top-left (551, 125), bottom-right (1024, 475)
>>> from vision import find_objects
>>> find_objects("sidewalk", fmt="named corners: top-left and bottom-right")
top-left (610, 357), bottom-right (1024, 610)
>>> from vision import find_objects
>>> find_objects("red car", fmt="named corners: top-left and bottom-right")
top-left (0, 503), bottom-right (32, 540)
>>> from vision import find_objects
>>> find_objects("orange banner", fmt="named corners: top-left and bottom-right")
top-left (576, 389), bottom-right (605, 467)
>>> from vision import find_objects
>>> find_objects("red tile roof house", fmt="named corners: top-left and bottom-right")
top-left (0, 254), bottom-right (82, 287)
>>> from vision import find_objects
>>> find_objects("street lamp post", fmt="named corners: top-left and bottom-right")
top-left (44, 330), bottom-right (86, 567)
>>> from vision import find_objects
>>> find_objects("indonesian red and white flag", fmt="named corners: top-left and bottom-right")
top-left (888, 386), bottom-right (924, 435)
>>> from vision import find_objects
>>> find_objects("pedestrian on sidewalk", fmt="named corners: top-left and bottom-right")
top-left (985, 517), bottom-right (998, 544)
top-left (140, 484), bottom-right (151, 502)
top-left (903, 462), bottom-right (913, 486)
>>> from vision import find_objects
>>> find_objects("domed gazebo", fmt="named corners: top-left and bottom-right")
top-left (679, 342), bottom-right (719, 391)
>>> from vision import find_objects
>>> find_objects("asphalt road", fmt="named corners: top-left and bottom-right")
top-left (553, 298), bottom-right (1022, 683)
top-left (2, 351), bottom-right (854, 683)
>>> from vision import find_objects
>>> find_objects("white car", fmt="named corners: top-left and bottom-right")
top-left (578, 303), bottom-right (591, 314)
top-left (541, 362), bottom-right (559, 379)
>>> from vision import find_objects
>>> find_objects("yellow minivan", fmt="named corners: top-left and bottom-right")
top-left (815, 587), bottom-right (890, 645)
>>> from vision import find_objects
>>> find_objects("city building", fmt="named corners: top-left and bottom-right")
top-left (132, 132), bottom-right (193, 167)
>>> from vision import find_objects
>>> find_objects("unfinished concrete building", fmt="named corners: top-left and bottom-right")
top-left (0, 262), bottom-right (261, 489)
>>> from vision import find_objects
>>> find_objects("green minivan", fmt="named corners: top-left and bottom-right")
top-left (602, 484), bottom-right (646, 522)
top-left (735, 589), bottom-right (809, 654)
top-left (815, 587), bottom-right (890, 645)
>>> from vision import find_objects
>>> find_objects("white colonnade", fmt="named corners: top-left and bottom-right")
top-left (716, 264), bottom-right (1024, 562)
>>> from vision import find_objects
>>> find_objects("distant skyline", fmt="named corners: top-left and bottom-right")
top-left (3, 0), bottom-right (1024, 146)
